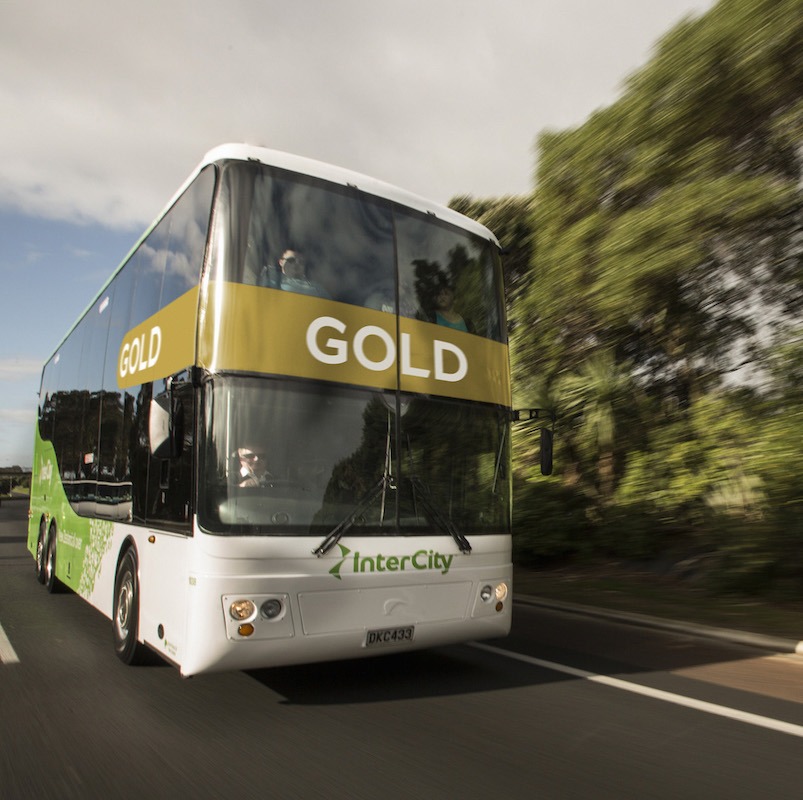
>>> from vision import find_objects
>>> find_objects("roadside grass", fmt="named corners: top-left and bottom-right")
top-left (514, 562), bottom-right (803, 642)
top-left (1, 488), bottom-right (30, 500)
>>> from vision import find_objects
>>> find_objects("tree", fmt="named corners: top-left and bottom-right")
top-left (511, 0), bottom-right (803, 574)
top-left (516, 0), bottom-right (802, 403)
top-left (448, 194), bottom-right (535, 322)
top-left (555, 350), bottom-right (635, 505)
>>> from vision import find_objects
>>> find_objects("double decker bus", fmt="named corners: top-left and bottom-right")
top-left (27, 144), bottom-right (513, 676)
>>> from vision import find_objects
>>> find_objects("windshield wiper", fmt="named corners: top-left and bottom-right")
top-left (315, 412), bottom-right (398, 558)
top-left (408, 476), bottom-right (472, 554)
top-left (312, 473), bottom-right (393, 557)
top-left (312, 473), bottom-right (472, 557)
top-left (314, 411), bottom-right (471, 557)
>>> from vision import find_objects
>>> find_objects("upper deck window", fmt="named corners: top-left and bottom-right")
top-left (208, 162), bottom-right (505, 344)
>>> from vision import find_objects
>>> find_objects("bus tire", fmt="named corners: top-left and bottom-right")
top-left (44, 523), bottom-right (63, 594)
top-left (35, 519), bottom-right (47, 584)
top-left (113, 548), bottom-right (148, 665)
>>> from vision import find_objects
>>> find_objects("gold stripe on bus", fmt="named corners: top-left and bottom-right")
top-left (197, 282), bottom-right (511, 406)
top-left (117, 288), bottom-right (199, 390)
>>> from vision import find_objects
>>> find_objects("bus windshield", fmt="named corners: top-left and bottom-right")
top-left (199, 377), bottom-right (511, 537)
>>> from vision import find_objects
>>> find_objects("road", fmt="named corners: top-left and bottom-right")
top-left (1, 499), bottom-right (802, 799)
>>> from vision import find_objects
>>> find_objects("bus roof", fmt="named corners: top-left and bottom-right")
top-left (200, 143), bottom-right (500, 245)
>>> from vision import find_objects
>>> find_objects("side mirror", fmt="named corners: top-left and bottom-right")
top-left (540, 427), bottom-right (553, 476)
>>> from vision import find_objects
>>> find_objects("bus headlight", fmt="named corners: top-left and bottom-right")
top-left (480, 582), bottom-right (509, 603)
top-left (223, 593), bottom-right (293, 641)
top-left (229, 599), bottom-right (257, 621)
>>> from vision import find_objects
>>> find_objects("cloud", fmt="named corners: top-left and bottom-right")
top-left (0, 408), bottom-right (36, 425)
top-left (0, 0), bottom-right (714, 228)
top-left (0, 359), bottom-right (41, 382)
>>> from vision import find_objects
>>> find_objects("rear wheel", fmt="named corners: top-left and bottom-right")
top-left (113, 548), bottom-right (148, 665)
top-left (44, 523), bottom-right (62, 594)
top-left (35, 519), bottom-right (47, 584)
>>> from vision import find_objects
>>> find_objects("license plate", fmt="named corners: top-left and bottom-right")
top-left (365, 625), bottom-right (415, 648)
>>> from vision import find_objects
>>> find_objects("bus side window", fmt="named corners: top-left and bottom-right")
top-left (160, 166), bottom-right (215, 308)
top-left (145, 378), bottom-right (194, 532)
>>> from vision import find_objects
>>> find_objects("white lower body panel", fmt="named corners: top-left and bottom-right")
top-left (177, 533), bottom-right (512, 676)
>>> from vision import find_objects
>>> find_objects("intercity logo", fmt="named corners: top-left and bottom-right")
top-left (329, 544), bottom-right (454, 580)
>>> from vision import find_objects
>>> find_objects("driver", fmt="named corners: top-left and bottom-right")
top-left (234, 447), bottom-right (271, 487)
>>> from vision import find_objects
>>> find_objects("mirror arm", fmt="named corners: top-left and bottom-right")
top-left (511, 408), bottom-right (554, 423)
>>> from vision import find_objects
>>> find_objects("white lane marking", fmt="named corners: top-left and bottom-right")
top-left (470, 642), bottom-right (803, 739)
top-left (0, 621), bottom-right (20, 664)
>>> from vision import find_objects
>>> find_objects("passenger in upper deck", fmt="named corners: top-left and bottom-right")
top-left (277, 250), bottom-right (330, 299)
top-left (256, 249), bottom-right (330, 297)
top-left (431, 281), bottom-right (472, 333)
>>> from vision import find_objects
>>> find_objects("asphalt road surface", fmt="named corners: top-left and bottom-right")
top-left (1, 498), bottom-right (801, 799)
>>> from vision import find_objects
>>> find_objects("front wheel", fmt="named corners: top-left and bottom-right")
top-left (113, 548), bottom-right (148, 665)
top-left (44, 523), bottom-right (62, 594)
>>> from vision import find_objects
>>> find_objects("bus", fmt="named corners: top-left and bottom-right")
top-left (27, 143), bottom-right (513, 676)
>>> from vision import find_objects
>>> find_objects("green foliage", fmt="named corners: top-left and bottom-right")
top-left (512, 479), bottom-right (592, 565)
top-left (506, 0), bottom-right (803, 595)
top-left (448, 194), bottom-right (536, 320)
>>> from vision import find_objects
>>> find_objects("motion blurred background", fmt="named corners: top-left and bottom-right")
top-left (2, 0), bottom-right (800, 604)
top-left (455, 0), bottom-right (802, 599)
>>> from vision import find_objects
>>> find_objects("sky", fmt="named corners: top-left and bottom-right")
top-left (0, 0), bottom-right (716, 467)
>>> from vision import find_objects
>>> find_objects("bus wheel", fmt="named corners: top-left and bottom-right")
top-left (44, 523), bottom-right (62, 594)
top-left (113, 549), bottom-right (148, 665)
top-left (35, 519), bottom-right (47, 584)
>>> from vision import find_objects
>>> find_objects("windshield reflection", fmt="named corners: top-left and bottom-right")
top-left (210, 161), bottom-right (506, 344)
top-left (199, 377), bottom-right (511, 537)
